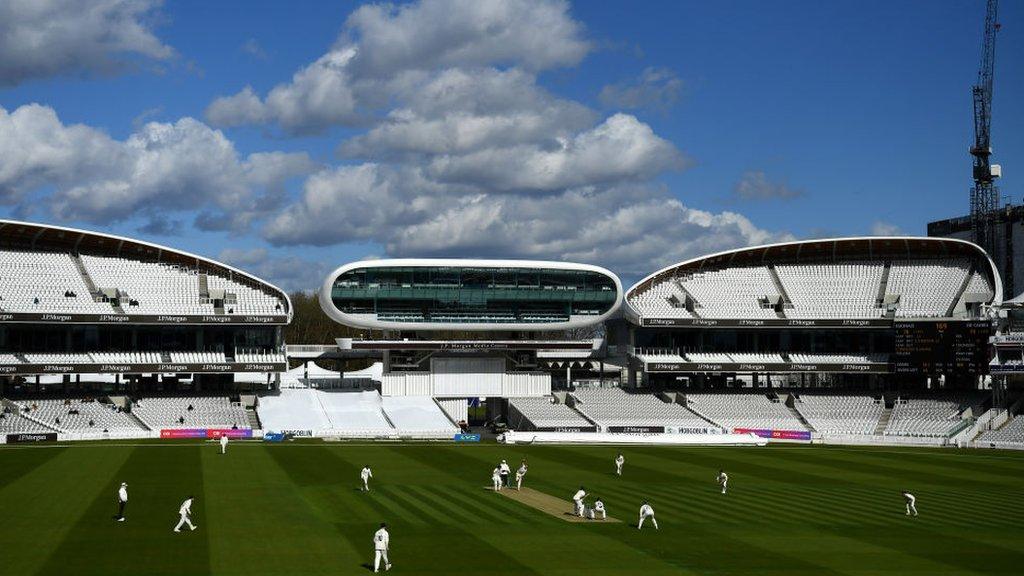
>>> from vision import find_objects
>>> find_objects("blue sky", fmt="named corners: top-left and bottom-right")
top-left (1, 0), bottom-right (1020, 291)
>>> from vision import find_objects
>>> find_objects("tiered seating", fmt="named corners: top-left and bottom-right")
top-left (508, 397), bottom-right (593, 429)
top-left (235, 349), bottom-right (287, 363)
top-left (0, 354), bottom-right (23, 364)
top-left (887, 259), bottom-right (970, 318)
top-left (793, 394), bottom-right (883, 435)
top-left (22, 353), bottom-right (93, 364)
top-left (14, 399), bottom-right (144, 432)
top-left (884, 396), bottom-right (970, 437)
top-left (571, 388), bottom-right (711, 429)
top-left (168, 351), bottom-right (227, 364)
top-left (628, 280), bottom-right (694, 319)
top-left (681, 267), bottom-right (780, 318)
top-left (977, 415), bottom-right (1024, 445)
top-left (207, 274), bottom-right (286, 316)
top-left (381, 396), bottom-right (456, 435)
top-left (90, 351), bottom-right (162, 364)
top-left (776, 261), bottom-right (884, 319)
top-left (684, 393), bottom-right (807, 431)
top-left (633, 351), bottom-right (687, 364)
top-left (316, 390), bottom-right (393, 434)
top-left (0, 411), bottom-right (54, 434)
top-left (133, 396), bottom-right (248, 429)
top-left (729, 353), bottom-right (785, 363)
top-left (788, 353), bottom-right (887, 364)
top-left (0, 251), bottom-right (111, 314)
top-left (80, 254), bottom-right (285, 316)
top-left (686, 352), bottom-right (734, 363)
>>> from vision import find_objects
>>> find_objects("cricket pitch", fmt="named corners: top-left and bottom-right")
top-left (492, 487), bottom-right (621, 523)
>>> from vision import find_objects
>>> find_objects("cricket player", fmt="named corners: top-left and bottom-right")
top-left (615, 453), bottom-right (625, 476)
top-left (499, 459), bottom-right (511, 487)
top-left (902, 491), bottom-right (918, 516)
top-left (717, 469), bottom-right (728, 494)
top-left (373, 522), bottom-right (392, 572)
top-left (638, 500), bottom-right (658, 530)
top-left (515, 460), bottom-right (528, 490)
top-left (572, 486), bottom-right (587, 517)
top-left (173, 495), bottom-right (197, 532)
top-left (589, 497), bottom-right (606, 520)
top-left (115, 482), bottom-right (128, 522)
top-left (491, 466), bottom-right (503, 491)
top-left (220, 433), bottom-right (229, 454)
top-left (361, 465), bottom-right (373, 491)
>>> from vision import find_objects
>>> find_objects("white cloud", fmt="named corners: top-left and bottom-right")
top-left (599, 67), bottom-right (683, 111)
top-left (205, 0), bottom-right (589, 134)
top-left (0, 0), bottom-right (173, 86)
top-left (732, 170), bottom-right (803, 201)
top-left (0, 104), bottom-right (314, 230)
top-left (871, 220), bottom-right (903, 236)
top-left (424, 113), bottom-right (686, 192)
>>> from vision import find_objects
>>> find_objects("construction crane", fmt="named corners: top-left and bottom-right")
top-left (969, 0), bottom-right (1002, 262)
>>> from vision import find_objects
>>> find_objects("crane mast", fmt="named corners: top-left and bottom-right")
top-left (969, 0), bottom-right (1002, 270)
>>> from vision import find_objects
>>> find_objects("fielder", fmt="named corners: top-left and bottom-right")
top-left (220, 433), bottom-right (229, 454)
top-left (499, 459), bottom-right (511, 487)
top-left (515, 460), bottom-right (528, 490)
top-left (717, 469), bottom-right (728, 494)
top-left (173, 495), bottom-right (197, 532)
top-left (361, 465), bottom-right (373, 492)
top-left (615, 453), bottom-right (625, 476)
top-left (491, 466), bottom-right (503, 491)
top-left (373, 522), bottom-right (392, 572)
top-left (589, 497), bottom-right (606, 520)
top-left (572, 486), bottom-right (587, 517)
top-left (902, 491), bottom-right (918, 516)
top-left (638, 500), bottom-right (658, 530)
top-left (115, 482), bottom-right (128, 522)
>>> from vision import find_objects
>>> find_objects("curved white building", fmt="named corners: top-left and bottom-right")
top-left (627, 236), bottom-right (1000, 327)
top-left (320, 259), bottom-right (622, 331)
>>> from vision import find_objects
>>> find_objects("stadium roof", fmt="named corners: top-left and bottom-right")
top-left (628, 236), bottom-right (1003, 305)
top-left (0, 219), bottom-right (291, 317)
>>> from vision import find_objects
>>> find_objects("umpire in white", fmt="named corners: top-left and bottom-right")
top-left (115, 482), bottom-right (128, 522)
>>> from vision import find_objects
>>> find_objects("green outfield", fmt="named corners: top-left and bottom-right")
top-left (1, 441), bottom-right (1022, 575)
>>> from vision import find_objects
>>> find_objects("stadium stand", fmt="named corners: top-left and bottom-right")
top-left (788, 353), bottom-right (888, 364)
top-left (680, 267), bottom-right (781, 318)
top-left (792, 394), bottom-right (883, 435)
top-left (508, 397), bottom-right (593, 430)
top-left (13, 399), bottom-right (144, 433)
top-left (684, 393), bottom-right (807, 431)
top-left (0, 251), bottom-right (112, 314)
top-left (883, 396), bottom-right (977, 437)
top-left (976, 414), bottom-right (1024, 446)
top-left (571, 388), bottom-right (713, 429)
top-left (132, 396), bottom-right (249, 430)
top-left (380, 397), bottom-right (457, 435)
top-left (235, 349), bottom-right (287, 364)
top-left (0, 410), bottom-right (54, 434)
top-left (167, 351), bottom-right (228, 364)
top-left (775, 261), bottom-right (884, 319)
top-left (887, 259), bottom-right (971, 318)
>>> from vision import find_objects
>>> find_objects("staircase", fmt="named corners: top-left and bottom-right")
top-left (876, 262), bottom-right (891, 306)
top-left (766, 265), bottom-right (793, 315)
top-left (873, 407), bottom-right (892, 435)
top-left (246, 408), bottom-right (261, 430)
top-left (127, 410), bottom-right (153, 431)
top-left (70, 254), bottom-right (99, 295)
top-left (946, 264), bottom-right (976, 317)
top-left (786, 398), bottom-right (816, 432)
top-left (198, 274), bottom-right (210, 299)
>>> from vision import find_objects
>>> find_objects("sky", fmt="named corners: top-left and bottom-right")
top-left (0, 0), bottom-right (1021, 292)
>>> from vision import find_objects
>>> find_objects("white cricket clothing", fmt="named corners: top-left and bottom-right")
top-left (499, 462), bottom-right (511, 474)
top-left (589, 500), bottom-right (607, 520)
top-left (174, 498), bottom-right (196, 531)
top-left (638, 504), bottom-right (658, 529)
top-left (361, 467), bottom-right (373, 490)
top-left (373, 528), bottom-right (391, 572)
top-left (179, 498), bottom-right (193, 516)
top-left (718, 472), bottom-right (729, 493)
top-left (903, 493), bottom-right (918, 515)
top-left (573, 489), bottom-right (586, 516)
top-left (118, 486), bottom-right (128, 503)
top-left (220, 435), bottom-right (228, 453)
